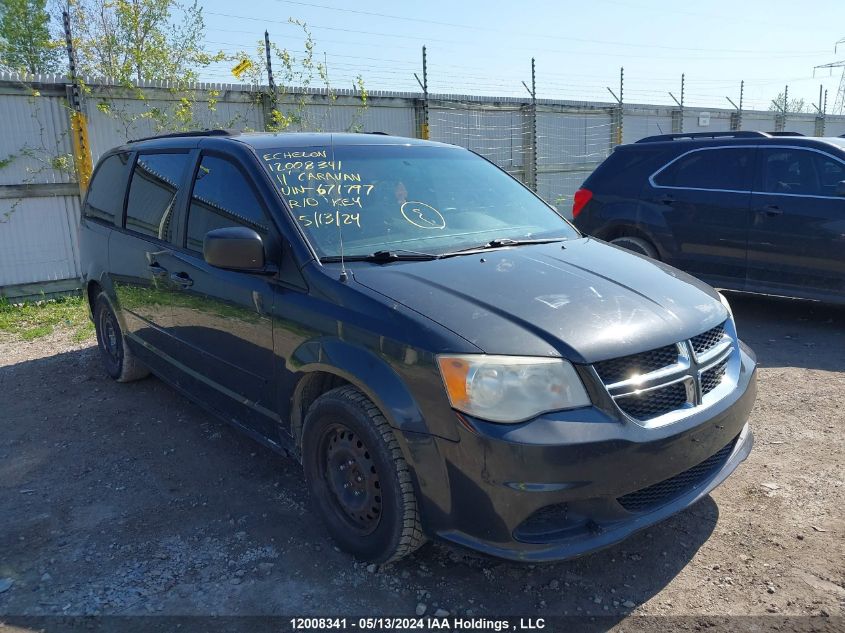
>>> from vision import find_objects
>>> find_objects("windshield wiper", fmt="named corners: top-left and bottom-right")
top-left (320, 249), bottom-right (440, 264)
top-left (442, 237), bottom-right (566, 257)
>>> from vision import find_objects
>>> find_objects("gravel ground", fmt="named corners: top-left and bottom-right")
top-left (0, 293), bottom-right (843, 627)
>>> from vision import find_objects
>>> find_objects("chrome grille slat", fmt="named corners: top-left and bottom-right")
top-left (616, 380), bottom-right (689, 420)
top-left (594, 344), bottom-right (679, 385)
top-left (592, 320), bottom-right (737, 426)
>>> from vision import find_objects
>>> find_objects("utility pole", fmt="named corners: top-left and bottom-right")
top-left (414, 46), bottom-right (429, 139)
top-left (814, 37), bottom-right (845, 115)
top-left (62, 11), bottom-right (92, 194)
top-left (669, 74), bottom-right (685, 133)
top-left (607, 67), bottom-right (623, 145)
top-left (521, 58), bottom-right (537, 192)
top-left (727, 80), bottom-right (744, 131)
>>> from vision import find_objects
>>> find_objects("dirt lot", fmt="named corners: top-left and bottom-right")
top-left (0, 293), bottom-right (843, 627)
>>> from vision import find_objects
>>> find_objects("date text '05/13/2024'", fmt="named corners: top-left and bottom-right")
top-left (289, 617), bottom-right (547, 631)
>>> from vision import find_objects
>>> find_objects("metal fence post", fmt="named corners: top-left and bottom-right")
top-left (529, 58), bottom-right (537, 192)
top-left (727, 80), bottom-right (744, 130)
top-left (670, 74), bottom-right (684, 133)
top-left (607, 67), bottom-right (623, 146)
top-left (521, 58), bottom-right (538, 191)
top-left (774, 85), bottom-right (788, 132)
top-left (813, 85), bottom-right (826, 136)
top-left (414, 46), bottom-right (429, 140)
top-left (262, 30), bottom-right (277, 130)
top-left (62, 11), bottom-right (92, 195)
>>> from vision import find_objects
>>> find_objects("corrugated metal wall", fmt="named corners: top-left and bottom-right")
top-left (0, 196), bottom-right (81, 286)
top-left (2, 74), bottom-right (845, 295)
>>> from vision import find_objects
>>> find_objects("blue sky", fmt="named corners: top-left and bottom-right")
top-left (197, 0), bottom-right (845, 112)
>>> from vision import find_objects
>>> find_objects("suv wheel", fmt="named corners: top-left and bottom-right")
top-left (610, 236), bottom-right (659, 259)
top-left (93, 293), bottom-right (149, 382)
top-left (302, 385), bottom-right (426, 563)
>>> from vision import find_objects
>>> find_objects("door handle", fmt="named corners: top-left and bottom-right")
top-left (658, 195), bottom-right (675, 205)
top-left (757, 205), bottom-right (783, 216)
top-left (169, 271), bottom-right (193, 288)
top-left (147, 262), bottom-right (168, 278)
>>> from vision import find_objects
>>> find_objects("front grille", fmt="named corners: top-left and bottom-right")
top-left (593, 344), bottom-right (678, 385)
top-left (617, 436), bottom-right (738, 513)
top-left (691, 322), bottom-right (726, 356)
top-left (701, 359), bottom-right (728, 395)
top-left (615, 381), bottom-right (688, 420)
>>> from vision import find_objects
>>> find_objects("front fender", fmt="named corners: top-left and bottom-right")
top-left (289, 337), bottom-right (442, 439)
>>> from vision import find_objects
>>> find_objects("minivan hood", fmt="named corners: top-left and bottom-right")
top-left (351, 237), bottom-right (727, 363)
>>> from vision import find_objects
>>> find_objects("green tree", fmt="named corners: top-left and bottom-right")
top-left (231, 20), bottom-right (368, 133)
top-left (769, 91), bottom-right (812, 114)
top-left (68, 0), bottom-right (222, 86)
top-left (0, 0), bottom-right (62, 74)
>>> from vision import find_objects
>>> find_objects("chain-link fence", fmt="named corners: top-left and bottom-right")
top-left (2, 72), bottom-right (845, 297)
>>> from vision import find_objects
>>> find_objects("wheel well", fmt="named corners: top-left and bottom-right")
top-left (600, 225), bottom-right (661, 258)
top-left (291, 371), bottom-right (350, 450)
top-left (86, 281), bottom-right (102, 315)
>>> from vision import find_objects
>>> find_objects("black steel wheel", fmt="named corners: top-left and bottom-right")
top-left (302, 385), bottom-right (426, 563)
top-left (321, 423), bottom-right (383, 535)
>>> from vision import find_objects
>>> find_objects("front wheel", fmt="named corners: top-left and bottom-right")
top-left (302, 385), bottom-right (426, 563)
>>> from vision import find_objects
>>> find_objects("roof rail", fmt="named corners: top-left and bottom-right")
top-left (635, 131), bottom-right (769, 143)
top-left (128, 129), bottom-right (237, 144)
top-left (767, 131), bottom-right (804, 136)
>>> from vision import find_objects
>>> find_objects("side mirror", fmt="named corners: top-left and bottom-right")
top-left (203, 227), bottom-right (265, 271)
top-left (836, 180), bottom-right (845, 196)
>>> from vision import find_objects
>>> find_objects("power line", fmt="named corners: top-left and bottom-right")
top-left (203, 11), bottom-right (830, 61)
top-left (274, 0), bottom-right (830, 55)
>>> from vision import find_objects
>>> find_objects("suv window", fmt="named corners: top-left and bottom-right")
top-left (654, 147), bottom-right (753, 191)
top-left (83, 152), bottom-right (130, 223)
top-left (125, 152), bottom-right (190, 242)
top-left (759, 148), bottom-right (845, 196)
top-left (186, 155), bottom-right (269, 253)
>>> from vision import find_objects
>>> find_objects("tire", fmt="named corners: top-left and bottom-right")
top-left (610, 235), bottom-right (659, 259)
top-left (302, 385), bottom-right (426, 563)
top-left (93, 292), bottom-right (149, 383)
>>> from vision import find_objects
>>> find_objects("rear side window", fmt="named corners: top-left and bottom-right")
top-left (185, 155), bottom-right (268, 253)
top-left (759, 148), bottom-right (845, 196)
top-left (125, 153), bottom-right (190, 242)
top-left (83, 153), bottom-right (130, 223)
top-left (654, 148), bottom-right (753, 191)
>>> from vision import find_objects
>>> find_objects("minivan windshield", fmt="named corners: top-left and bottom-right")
top-left (259, 144), bottom-right (579, 259)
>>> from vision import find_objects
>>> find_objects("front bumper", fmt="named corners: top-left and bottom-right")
top-left (400, 343), bottom-right (757, 562)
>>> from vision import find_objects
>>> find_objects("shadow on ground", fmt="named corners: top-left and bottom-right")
top-left (725, 292), bottom-right (845, 371)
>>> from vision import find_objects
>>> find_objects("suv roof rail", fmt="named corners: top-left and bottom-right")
top-left (635, 131), bottom-right (769, 143)
top-left (767, 131), bottom-right (804, 136)
top-left (128, 129), bottom-right (237, 143)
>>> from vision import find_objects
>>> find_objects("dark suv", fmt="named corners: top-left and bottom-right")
top-left (79, 131), bottom-right (756, 563)
top-left (572, 131), bottom-right (845, 304)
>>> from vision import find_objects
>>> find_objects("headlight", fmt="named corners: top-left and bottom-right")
top-left (436, 355), bottom-right (591, 423)
top-left (718, 291), bottom-right (733, 317)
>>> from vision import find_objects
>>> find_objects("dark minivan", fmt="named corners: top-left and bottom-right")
top-left (572, 131), bottom-right (845, 304)
top-left (79, 131), bottom-right (756, 563)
